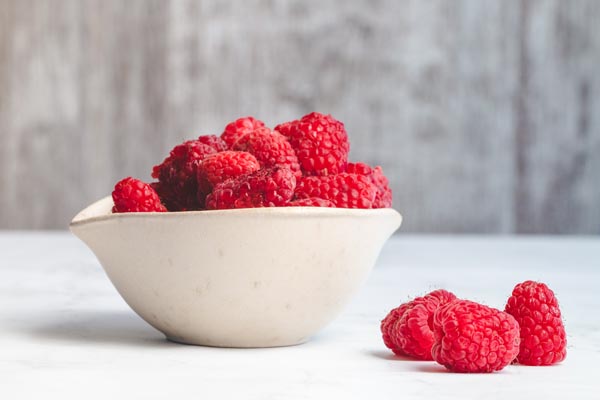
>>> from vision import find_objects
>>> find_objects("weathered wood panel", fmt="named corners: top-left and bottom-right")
top-left (0, 0), bottom-right (599, 233)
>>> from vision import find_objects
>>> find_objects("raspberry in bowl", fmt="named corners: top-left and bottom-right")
top-left (70, 113), bottom-right (402, 347)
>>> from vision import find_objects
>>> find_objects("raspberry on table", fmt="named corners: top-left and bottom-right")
top-left (287, 197), bottom-right (336, 207)
top-left (278, 112), bottom-right (350, 176)
top-left (205, 166), bottom-right (297, 210)
top-left (432, 300), bottom-right (520, 373)
top-left (381, 302), bottom-right (412, 356)
top-left (346, 162), bottom-right (393, 208)
top-left (294, 173), bottom-right (377, 209)
top-left (221, 116), bottom-right (265, 148)
top-left (197, 134), bottom-right (228, 152)
top-left (381, 290), bottom-right (457, 359)
top-left (197, 151), bottom-right (261, 206)
top-left (505, 280), bottom-right (567, 366)
top-left (151, 139), bottom-right (217, 211)
top-left (112, 177), bottom-right (166, 213)
top-left (393, 290), bottom-right (458, 360)
top-left (232, 127), bottom-right (301, 176)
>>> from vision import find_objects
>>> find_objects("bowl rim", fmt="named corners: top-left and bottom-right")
top-left (70, 196), bottom-right (403, 227)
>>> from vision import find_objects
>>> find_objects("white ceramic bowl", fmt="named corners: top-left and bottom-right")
top-left (70, 196), bottom-right (402, 347)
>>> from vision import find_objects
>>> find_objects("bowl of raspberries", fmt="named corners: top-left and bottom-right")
top-left (70, 112), bottom-right (402, 347)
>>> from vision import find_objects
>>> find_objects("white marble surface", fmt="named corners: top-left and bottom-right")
top-left (0, 233), bottom-right (598, 399)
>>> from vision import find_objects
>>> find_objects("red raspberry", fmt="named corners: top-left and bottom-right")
top-left (151, 140), bottom-right (217, 211)
top-left (294, 173), bottom-right (377, 209)
top-left (221, 116), bottom-right (265, 148)
top-left (197, 134), bottom-right (228, 152)
top-left (381, 302), bottom-right (412, 356)
top-left (287, 197), bottom-right (335, 207)
top-left (232, 127), bottom-right (301, 176)
top-left (392, 290), bottom-right (458, 360)
top-left (112, 177), bottom-right (166, 213)
top-left (346, 162), bottom-right (393, 208)
top-left (505, 281), bottom-right (567, 366)
top-left (206, 166), bottom-right (296, 210)
top-left (432, 300), bottom-right (520, 373)
top-left (380, 290), bottom-right (456, 359)
top-left (196, 151), bottom-right (261, 205)
top-left (279, 112), bottom-right (349, 176)
top-left (274, 120), bottom-right (296, 137)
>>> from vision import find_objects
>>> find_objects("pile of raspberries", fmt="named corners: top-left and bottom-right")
top-left (381, 280), bottom-right (567, 373)
top-left (111, 112), bottom-right (393, 213)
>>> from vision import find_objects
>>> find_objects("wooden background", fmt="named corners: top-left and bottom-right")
top-left (0, 0), bottom-right (599, 233)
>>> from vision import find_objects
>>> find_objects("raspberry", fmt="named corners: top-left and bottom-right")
top-left (196, 151), bottom-right (261, 205)
top-left (221, 116), bottom-right (265, 148)
top-left (206, 166), bottom-right (296, 209)
top-left (392, 290), bottom-right (458, 360)
top-left (294, 173), bottom-right (377, 209)
top-left (274, 120), bottom-right (296, 137)
top-left (381, 303), bottom-right (412, 356)
top-left (197, 134), bottom-right (228, 152)
top-left (432, 300), bottom-right (520, 373)
top-left (232, 127), bottom-right (301, 176)
top-left (151, 140), bottom-right (217, 211)
top-left (287, 197), bottom-right (335, 207)
top-left (346, 162), bottom-right (393, 208)
top-left (381, 290), bottom-right (456, 359)
top-left (505, 281), bottom-right (567, 366)
top-left (279, 112), bottom-right (349, 176)
top-left (112, 177), bottom-right (166, 213)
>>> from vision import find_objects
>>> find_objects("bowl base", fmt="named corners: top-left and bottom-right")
top-left (165, 336), bottom-right (310, 348)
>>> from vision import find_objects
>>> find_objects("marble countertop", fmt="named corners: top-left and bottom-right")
top-left (1, 232), bottom-right (598, 399)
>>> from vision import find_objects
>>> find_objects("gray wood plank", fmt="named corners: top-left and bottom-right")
top-left (0, 0), bottom-right (598, 233)
top-left (514, 0), bottom-right (600, 234)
